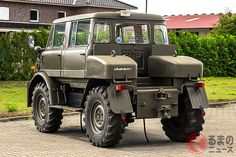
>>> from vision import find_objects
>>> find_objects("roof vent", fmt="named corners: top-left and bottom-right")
top-left (120, 10), bottom-right (131, 17)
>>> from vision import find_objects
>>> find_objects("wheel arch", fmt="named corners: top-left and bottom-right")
top-left (81, 79), bottom-right (133, 114)
top-left (27, 71), bottom-right (58, 107)
top-left (81, 79), bottom-right (110, 108)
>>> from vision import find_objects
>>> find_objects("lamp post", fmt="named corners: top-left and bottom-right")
top-left (145, 0), bottom-right (148, 14)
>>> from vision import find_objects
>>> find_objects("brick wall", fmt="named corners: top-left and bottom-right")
top-left (0, 1), bottom-right (75, 23)
top-left (0, 1), bottom-right (120, 24)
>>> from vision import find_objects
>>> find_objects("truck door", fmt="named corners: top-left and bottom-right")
top-left (62, 20), bottom-right (91, 78)
top-left (41, 23), bottom-right (66, 77)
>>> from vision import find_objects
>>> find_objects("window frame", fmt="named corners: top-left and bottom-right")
top-left (69, 20), bottom-right (91, 47)
top-left (115, 22), bottom-right (151, 45)
top-left (93, 22), bottom-right (111, 44)
top-left (58, 11), bottom-right (66, 19)
top-left (30, 9), bottom-right (39, 22)
top-left (46, 25), bottom-right (55, 49)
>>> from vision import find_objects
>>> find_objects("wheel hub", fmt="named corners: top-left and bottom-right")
top-left (37, 95), bottom-right (47, 121)
top-left (91, 102), bottom-right (105, 133)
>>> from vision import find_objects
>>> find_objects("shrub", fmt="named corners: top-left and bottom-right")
top-left (0, 28), bottom-right (49, 80)
top-left (4, 103), bottom-right (18, 112)
top-left (169, 32), bottom-right (236, 77)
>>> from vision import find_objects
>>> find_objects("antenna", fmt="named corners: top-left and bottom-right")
top-left (145, 0), bottom-right (148, 14)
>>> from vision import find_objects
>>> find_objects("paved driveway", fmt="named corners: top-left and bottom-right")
top-left (0, 104), bottom-right (235, 157)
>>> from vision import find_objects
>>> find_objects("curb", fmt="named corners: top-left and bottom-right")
top-left (0, 101), bottom-right (235, 122)
top-left (208, 100), bottom-right (236, 108)
top-left (0, 112), bottom-right (79, 122)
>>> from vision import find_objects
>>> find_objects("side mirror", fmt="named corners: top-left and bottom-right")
top-left (34, 46), bottom-right (45, 54)
top-left (29, 35), bottom-right (35, 49)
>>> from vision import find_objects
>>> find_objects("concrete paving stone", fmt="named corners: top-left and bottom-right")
top-left (0, 104), bottom-right (235, 157)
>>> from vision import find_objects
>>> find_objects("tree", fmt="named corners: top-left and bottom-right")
top-left (213, 12), bottom-right (236, 36)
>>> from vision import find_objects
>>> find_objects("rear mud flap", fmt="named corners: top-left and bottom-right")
top-left (187, 87), bottom-right (209, 109)
top-left (107, 86), bottom-right (133, 114)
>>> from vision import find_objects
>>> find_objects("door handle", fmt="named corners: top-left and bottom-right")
top-left (57, 54), bottom-right (61, 56)
top-left (80, 53), bottom-right (85, 56)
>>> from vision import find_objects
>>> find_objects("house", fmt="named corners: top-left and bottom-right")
top-left (165, 14), bottom-right (221, 35)
top-left (0, 0), bottom-right (137, 33)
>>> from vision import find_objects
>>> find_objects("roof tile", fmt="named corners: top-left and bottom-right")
top-left (1, 0), bottom-right (137, 9)
top-left (165, 14), bottom-right (221, 29)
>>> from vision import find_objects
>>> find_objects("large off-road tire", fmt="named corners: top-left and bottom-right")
top-left (32, 82), bottom-right (63, 133)
top-left (161, 95), bottom-right (205, 142)
top-left (84, 86), bottom-right (124, 147)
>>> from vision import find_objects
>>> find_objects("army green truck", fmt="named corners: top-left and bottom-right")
top-left (27, 11), bottom-right (208, 147)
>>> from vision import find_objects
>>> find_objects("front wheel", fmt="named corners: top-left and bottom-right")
top-left (84, 86), bottom-right (124, 147)
top-left (161, 95), bottom-right (205, 142)
top-left (32, 82), bottom-right (63, 133)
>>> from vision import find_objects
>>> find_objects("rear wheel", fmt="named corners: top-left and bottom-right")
top-left (32, 82), bottom-right (63, 133)
top-left (161, 95), bottom-right (205, 142)
top-left (84, 86), bottom-right (124, 147)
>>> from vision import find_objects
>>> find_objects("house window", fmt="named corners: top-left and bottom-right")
top-left (30, 9), bottom-right (39, 22)
top-left (0, 7), bottom-right (9, 20)
top-left (58, 11), bottom-right (66, 19)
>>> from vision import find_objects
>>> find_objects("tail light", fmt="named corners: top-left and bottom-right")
top-left (115, 84), bottom-right (127, 91)
top-left (197, 82), bottom-right (205, 89)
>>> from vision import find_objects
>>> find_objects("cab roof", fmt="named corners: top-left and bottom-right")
top-left (53, 12), bottom-right (164, 23)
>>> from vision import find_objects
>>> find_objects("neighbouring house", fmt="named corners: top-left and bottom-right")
top-left (0, 0), bottom-right (137, 33)
top-left (165, 14), bottom-right (221, 35)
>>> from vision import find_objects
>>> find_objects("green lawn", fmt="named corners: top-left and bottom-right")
top-left (205, 77), bottom-right (236, 101)
top-left (0, 81), bottom-right (30, 118)
top-left (0, 77), bottom-right (236, 117)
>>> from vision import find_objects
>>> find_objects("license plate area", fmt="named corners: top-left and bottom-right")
top-left (136, 88), bottom-right (178, 119)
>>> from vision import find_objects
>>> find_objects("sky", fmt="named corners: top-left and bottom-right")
top-left (120, 0), bottom-right (236, 15)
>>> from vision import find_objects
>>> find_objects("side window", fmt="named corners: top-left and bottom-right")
top-left (69, 20), bottom-right (90, 46)
top-left (154, 25), bottom-right (169, 44)
top-left (93, 23), bottom-right (110, 43)
top-left (53, 23), bottom-right (66, 47)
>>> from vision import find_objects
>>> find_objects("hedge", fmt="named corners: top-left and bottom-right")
top-left (0, 29), bottom-right (236, 80)
top-left (0, 28), bottom-right (48, 80)
top-left (168, 32), bottom-right (236, 76)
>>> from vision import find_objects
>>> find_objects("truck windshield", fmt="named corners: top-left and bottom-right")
top-left (154, 25), bottom-right (169, 44)
top-left (115, 23), bottom-right (149, 44)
